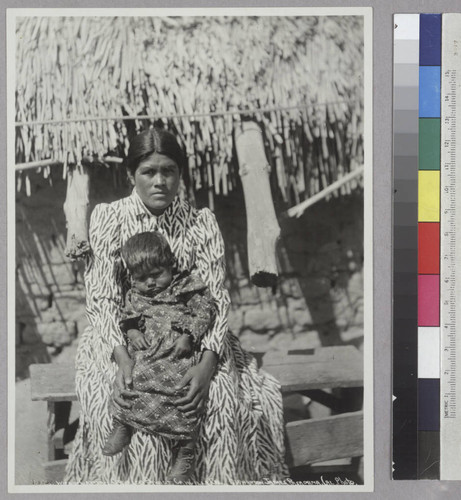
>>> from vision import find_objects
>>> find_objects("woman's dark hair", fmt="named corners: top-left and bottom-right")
top-left (125, 127), bottom-right (185, 176)
top-left (121, 231), bottom-right (174, 277)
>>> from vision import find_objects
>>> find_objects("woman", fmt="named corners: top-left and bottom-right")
top-left (64, 128), bottom-right (288, 484)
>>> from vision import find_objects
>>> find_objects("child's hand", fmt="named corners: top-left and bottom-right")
top-left (127, 329), bottom-right (149, 351)
top-left (173, 334), bottom-right (192, 358)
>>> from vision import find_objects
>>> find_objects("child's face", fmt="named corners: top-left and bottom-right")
top-left (131, 265), bottom-right (173, 296)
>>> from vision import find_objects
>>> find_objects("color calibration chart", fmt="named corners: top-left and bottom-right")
top-left (393, 13), bottom-right (461, 480)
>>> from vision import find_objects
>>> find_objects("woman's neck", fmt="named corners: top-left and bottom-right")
top-left (133, 188), bottom-right (174, 217)
top-left (146, 206), bottom-right (167, 216)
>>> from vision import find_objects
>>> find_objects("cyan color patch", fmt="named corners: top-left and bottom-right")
top-left (419, 66), bottom-right (441, 117)
top-left (420, 14), bottom-right (442, 66)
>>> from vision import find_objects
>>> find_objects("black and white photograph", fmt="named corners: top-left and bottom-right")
top-left (8, 7), bottom-right (373, 492)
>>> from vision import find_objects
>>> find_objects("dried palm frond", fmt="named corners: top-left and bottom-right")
top-left (15, 15), bottom-right (364, 203)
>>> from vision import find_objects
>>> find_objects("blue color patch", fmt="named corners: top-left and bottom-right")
top-left (419, 66), bottom-right (441, 117)
top-left (420, 14), bottom-right (441, 66)
top-left (418, 378), bottom-right (440, 431)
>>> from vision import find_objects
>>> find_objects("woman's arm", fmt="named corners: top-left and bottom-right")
top-left (192, 208), bottom-right (231, 358)
top-left (174, 209), bottom-right (229, 415)
top-left (112, 345), bottom-right (138, 408)
top-left (175, 349), bottom-right (218, 415)
top-left (85, 204), bottom-right (138, 406)
top-left (85, 203), bottom-right (126, 361)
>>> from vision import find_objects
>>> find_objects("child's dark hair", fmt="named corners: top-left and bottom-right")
top-left (121, 232), bottom-right (174, 277)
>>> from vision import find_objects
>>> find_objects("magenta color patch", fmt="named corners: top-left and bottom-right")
top-left (418, 274), bottom-right (440, 326)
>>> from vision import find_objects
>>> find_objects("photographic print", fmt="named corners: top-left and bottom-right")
top-left (8, 7), bottom-right (373, 493)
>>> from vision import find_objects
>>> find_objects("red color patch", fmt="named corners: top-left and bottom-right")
top-left (418, 222), bottom-right (440, 274)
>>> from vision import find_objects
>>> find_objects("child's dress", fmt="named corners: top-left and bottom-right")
top-left (113, 271), bottom-right (215, 441)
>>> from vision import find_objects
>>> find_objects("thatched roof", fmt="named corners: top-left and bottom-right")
top-left (15, 15), bottom-right (364, 206)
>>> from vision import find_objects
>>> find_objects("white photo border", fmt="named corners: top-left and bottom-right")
top-left (7, 6), bottom-right (373, 493)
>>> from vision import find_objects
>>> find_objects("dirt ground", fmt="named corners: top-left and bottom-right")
top-left (14, 327), bottom-right (363, 485)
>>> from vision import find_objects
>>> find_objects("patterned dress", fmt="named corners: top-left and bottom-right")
top-left (113, 271), bottom-right (215, 441)
top-left (64, 189), bottom-right (288, 484)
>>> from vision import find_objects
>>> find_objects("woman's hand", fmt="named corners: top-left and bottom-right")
top-left (174, 350), bottom-right (218, 416)
top-left (112, 345), bottom-right (138, 409)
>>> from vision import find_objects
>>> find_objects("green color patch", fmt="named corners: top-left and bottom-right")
top-left (419, 118), bottom-right (440, 170)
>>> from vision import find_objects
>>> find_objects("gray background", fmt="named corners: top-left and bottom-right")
top-left (3, 0), bottom-right (461, 498)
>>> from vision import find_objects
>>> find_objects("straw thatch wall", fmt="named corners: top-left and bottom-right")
top-left (16, 16), bottom-right (364, 208)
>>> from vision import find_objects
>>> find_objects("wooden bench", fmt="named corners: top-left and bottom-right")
top-left (262, 346), bottom-right (363, 475)
top-left (30, 345), bottom-right (363, 482)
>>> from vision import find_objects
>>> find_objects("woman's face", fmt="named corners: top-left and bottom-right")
top-left (129, 152), bottom-right (180, 215)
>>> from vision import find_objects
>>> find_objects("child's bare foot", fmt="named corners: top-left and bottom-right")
top-left (167, 446), bottom-right (195, 483)
top-left (101, 421), bottom-right (132, 456)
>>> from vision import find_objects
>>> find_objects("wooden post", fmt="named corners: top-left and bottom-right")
top-left (47, 401), bottom-right (56, 461)
top-left (63, 164), bottom-right (90, 260)
top-left (235, 121), bottom-right (280, 288)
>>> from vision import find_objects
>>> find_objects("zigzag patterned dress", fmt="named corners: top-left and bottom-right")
top-left (64, 189), bottom-right (288, 484)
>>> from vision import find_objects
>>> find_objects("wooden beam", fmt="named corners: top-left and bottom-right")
top-left (285, 165), bottom-right (364, 218)
top-left (52, 428), bottom-right (65, 451)
top-left (30, 364), bottom-right (77, 402)
top-left (15, 159), bottom-right (62, 172)
top-left (234, 121), bottom-right (281, 287)
top-left (263, 346), bottom-right (363, 392)
top-left (297, 389), bottom-right (342, 411)
top-left (14, 101), bottom-right (357, 128)
top-left (63, 164), bottom-right (91, 260)
top-left (47, 401), bottom-right (56, 461)
top-left (15, 156), bottom-right (123, 172)
top-left (29, 346), bottom-right (362, 402)
top-left (286, 411), bottom-right (363, 467)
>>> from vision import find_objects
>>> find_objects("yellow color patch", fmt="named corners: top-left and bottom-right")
top-left (418, 171), bottom-right (440, 222)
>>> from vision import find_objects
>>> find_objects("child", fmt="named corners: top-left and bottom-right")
top-left (102, 231), bottom-right (215, 483)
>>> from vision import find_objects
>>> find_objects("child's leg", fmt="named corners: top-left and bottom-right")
top-left (180, 431), bottom-right (198, 450)
top-left (101, 419), bottom-right (132, 456)
top-left (167, 436), bottom-right (197, 483)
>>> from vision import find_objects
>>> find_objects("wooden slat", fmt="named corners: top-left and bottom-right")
top-left (263, 346), bottom-right (363, 392)
top-left (43, 459), bottom-right (68, 484)
top-left (286, 411), bottom-right (363, 467)
top-left (30, 347), bottom-right (362, 402)
top-left (52, 428), bottom-right (65, 451)
top-left (30, 364), bottom-right (77, 402)
top-left (47, 401), bottom-right (56, 461)
top-left (263, 346), bottom-right (360, 366)
top-left (51, 419), bottom-right (80, 451)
